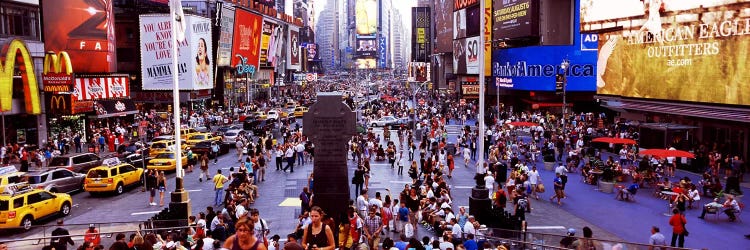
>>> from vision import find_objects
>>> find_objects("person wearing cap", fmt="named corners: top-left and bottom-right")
top-left (84, 224), bottom-right (101, 247)
top-left (559, 228), bottom-right (577, 248)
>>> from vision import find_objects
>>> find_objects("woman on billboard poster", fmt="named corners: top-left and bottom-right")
top-left (195, 38), bottom-right (211, 87)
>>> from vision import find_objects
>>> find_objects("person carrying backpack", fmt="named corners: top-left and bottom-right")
top-left (513, 189), bottom-right (530, 221)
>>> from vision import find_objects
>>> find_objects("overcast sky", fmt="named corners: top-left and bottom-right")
top-left (314, 0), bottom-right (416, 29)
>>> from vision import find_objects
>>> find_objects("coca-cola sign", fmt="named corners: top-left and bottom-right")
top-left (74, 75), bottom-right (131, 101)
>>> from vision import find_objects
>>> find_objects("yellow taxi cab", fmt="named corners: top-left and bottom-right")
top-left (0, 166), bottom-right (26, 191)
top-left (180, 128), bottom-right (200, 141)
top-left (253, 111), bottom-right (267, 120)
top-left (186, 133), bottom-right (221, 146)
top-left (278, 109), bottom-right (290, 118)
top-left (83, 159), bottom-right (144, 195)
top-left (149, 140), bottom-right (188, 157)
top-left (284, 101), bottom-right (297, 109)
top-left (0, 183), bottom-right (73, 230)
top-left (294, 107), bottom-right (308, 118)
top-left (147, 152), bottom-right (188, 171)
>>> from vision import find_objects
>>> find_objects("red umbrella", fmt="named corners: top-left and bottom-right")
top-left (591, 137), bottom-right (637, 145)
top-left (508, 121), bottom-right (539, 127)
top-left (639, 149), bottom-right (695, 158)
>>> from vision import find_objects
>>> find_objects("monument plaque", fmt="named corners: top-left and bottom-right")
top-left (303, 92), bottom-right (356, 222)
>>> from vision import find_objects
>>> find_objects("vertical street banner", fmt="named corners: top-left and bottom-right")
top-left (434, 0), bottom-right (454, 53)
top-left (484, 0), bottom-right (492, 75)
top-left (216, 5), bottom-right (235, 67)
top-left (139, 15), bottom-right (213, 90)
top-left (288, 26), bottom-right (301, 70)
top-left (42, 0), bottom-right (117, 72)
top-left (378, 36), bottom-right (387, 68)
top-left (411, 7), bottom-right (431, 63)
top-left (232, 9), bottom-right (263, 77)
top-left (260, 19), bottom-right (278, 67)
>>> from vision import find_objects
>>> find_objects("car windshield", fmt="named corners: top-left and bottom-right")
top-left (156, 153), bottom-right (175, 159)
top-left (190, 135), bottom-right (205, 140)
top-left (48, 157), bottom-right (68, 166)
top-left (152, 143), bottom-right (167, 149)
top-left (87, 170), bottom-right (108, 178)
top-left (26, 175), bottom-right (47, 184)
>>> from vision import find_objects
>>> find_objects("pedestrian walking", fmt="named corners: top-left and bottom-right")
top-left (668, 209), bottom-right (687, 248)
top-left (211, 142), bottom-right (219, 164)
top-left (199, 153), bottom-right (210, 182)
top-left (284, 145), bottom-right (295, 172)
top-left (275, 145), bottom-right (284, 171)
top-left (157, 171), bottom-right (167, 206)
top-left (51, 219), bottom-right (74, 250)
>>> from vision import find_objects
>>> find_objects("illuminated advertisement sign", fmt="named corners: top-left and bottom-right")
top-left (306, 43), bottom-right (317, 61)
top-left (408, 62), bottom-right (431, 82)
top-left (378, 37), bottom-right (387, 68)
top-left (412, 7), bottom-right (431, 62)
top-left (491, 45), bottom-right (597, 91)
top-left (73, 75), bottom-right (131, 101)
top-left (435, 0), bottom-right (454, 52)
top-left (453, 36), bottom-right (480, 74)
top-left (0, 39), bottom-right (41, 114)
top-left (454, 0), bottom-right (478, 11)
top-left (288, 26), bottom-right (301, 70)
top-left (492, 0), bottom-right (539, 40)
top-left (356, 58), bottom-right (376, 69)
top-left (356, 0), bottom-right (378, 35)
top-left (232, 9), bottom-right (263, 77)
top-left (42, 52), bottom-right (74, 92)
top-left (582, 0), bottom-right (750, 106)
top-left (357, 39), bottom-right (377, 57)
top-left (42, 0), bottom-right (117, 73)
top-left (216, 5), bottom-right (235, 67)
top-left (139, 15), bottom-right (214, 90)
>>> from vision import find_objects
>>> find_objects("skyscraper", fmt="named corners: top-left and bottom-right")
top-left (315, 0), bottom-right (340, 70)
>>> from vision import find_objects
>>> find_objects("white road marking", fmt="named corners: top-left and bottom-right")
top-left (186, 189), bottom-right (203, 192)
top-left (526, 226), bottom-right (566, 230)
top-left (389, 181), bottom-right (411, 184)
top-left (453, 185), bottom-right (474, 189)
top-left (131, 210), bottom-right (162, 216)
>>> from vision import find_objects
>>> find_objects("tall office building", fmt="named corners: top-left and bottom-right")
top-left (391, 9), bottom-right (406, 71)
top-left (315, 0), bottom-right (340, 70)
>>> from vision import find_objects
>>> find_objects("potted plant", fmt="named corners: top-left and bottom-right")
top-left (542, 148), bottom-right (556, 171)
top-left (598, 162), bottom-right (616, 193)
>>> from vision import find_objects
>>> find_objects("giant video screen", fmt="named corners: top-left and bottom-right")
top-left (356, 0), bottom-right (379, 35)
top-left (582, 0), bottom-right (750, 106)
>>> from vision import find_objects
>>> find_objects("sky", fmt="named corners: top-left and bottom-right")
top-left (314, 0), bottom-right (417, 29)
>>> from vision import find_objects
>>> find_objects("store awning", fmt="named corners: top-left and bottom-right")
top-left (598, 96), bottom-right (750, 123)
top-left (90, 100), bottom-right (138, 118)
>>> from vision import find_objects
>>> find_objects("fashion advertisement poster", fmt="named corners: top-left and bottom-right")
top-left (582, 0), bottom-right (750, 105)
top-left (42, 0), bottom-right (117, 72)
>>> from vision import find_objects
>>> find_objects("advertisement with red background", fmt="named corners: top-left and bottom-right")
top-left (288, 27), bottom-right (300, 69)
top-left (73, 75), bottom-right (130, 101)
top-left (232, 9), bottom-right (263, 75)
top-left (42, 0), bottom-right (117, 73)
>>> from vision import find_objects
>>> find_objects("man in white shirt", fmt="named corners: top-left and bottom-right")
top-left (284, 146), bottom-right (295, 172)
top-left (484, 172), bottom-right (495, 196)
top-left (528, 166), bottom-right (541, 199)
top-left (295, 142), bottom-right (306, 165)
top-left (463, 216), bottom-right (476, 236)
top-left (236, 198), bottom-right (249, 219)
top-left (450, 218), bottom-right (463, 241)
top-left (357, 189), bottom-right (370, 217)
top-left (438, 235), bottom-right (454, 250)
top-left (369, 191), bottom-right (384, 209)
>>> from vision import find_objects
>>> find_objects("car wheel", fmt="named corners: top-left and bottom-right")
top-left (115, 183), bottom-right (124, 195)
top-left (60, 202), bottom-right (71, 216)
top-left (21, 216), bottom-right (33, 231)
top-left (371, 123), bottom-right (377, 127)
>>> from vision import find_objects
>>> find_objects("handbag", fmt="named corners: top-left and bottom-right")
top-left (536, 183), bottom-right (546, 193)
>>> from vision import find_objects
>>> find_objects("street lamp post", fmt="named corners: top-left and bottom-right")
top-left (560, 59), bottom-right (570, 135)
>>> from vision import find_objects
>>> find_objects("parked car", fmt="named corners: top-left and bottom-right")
top-left (47, 153), bottom-right (103, 173)
top-left (186, 133), bottom-right (221, 146)
top-left (24, 168), bottom-right (85, 194)
top-left (294, 107), bottom-right (308, 118)
top-left (191, 141), bottom-right (230, 159)
top-left (147, 152), bottom-right (188, 171)
top-left (0, 184), bottom-right (73, 230)
top-left (370, 116), bottom-right (399, 127)
top-left (148, 135), bottom-right (174, 147)
top-left (222, 129), bottom-right (247, 145)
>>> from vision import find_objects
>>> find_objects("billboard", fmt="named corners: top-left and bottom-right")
top-left (453, 9), bottom-right (466, 39)
top-left (454, 0), bottom-right (478, 11)
top-left (260, 20), bottom-right (278, 67)
top-left (216, 5), bottom-right (235, 67)
top-left (453, 36), bottom-right (480, 74)
top-left (582, 0), bottom-right (750, 106)
top-left (73, 75), bottom-right (131, 101)
top-left (378, 37), bottom-right (388, 68)
top-left (356, 58), bottom-right (376, 69)
top-left (357, 39), bottom-right (377, 57)
top-left (491, 45), bottom-right (597, 91)
top-left (232, 9), bottom-right (263, 77)
top-left (288, 26), bottom-right (301, 70)
top-left (356, 0), bottom-right (378, 35)
top-left (412, 7), bottom-right (432, 62)
top-left (306, 43), bottom-right (318, 61)
top-left (42, 0), bottom-right (117, 73)
top-left (465, 5), bottom-right (480, 37)
top-left (408, 62), bottom-right (431, 82)
top-left (435, 0), bottom-right (454, 52)
top-left (492, 0), bottom-right (539, 40)
top-left (139, 15), bottom-right (213, 90)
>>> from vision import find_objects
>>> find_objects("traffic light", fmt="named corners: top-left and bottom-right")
top-left (555, 74), bottom-right (564, 94)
